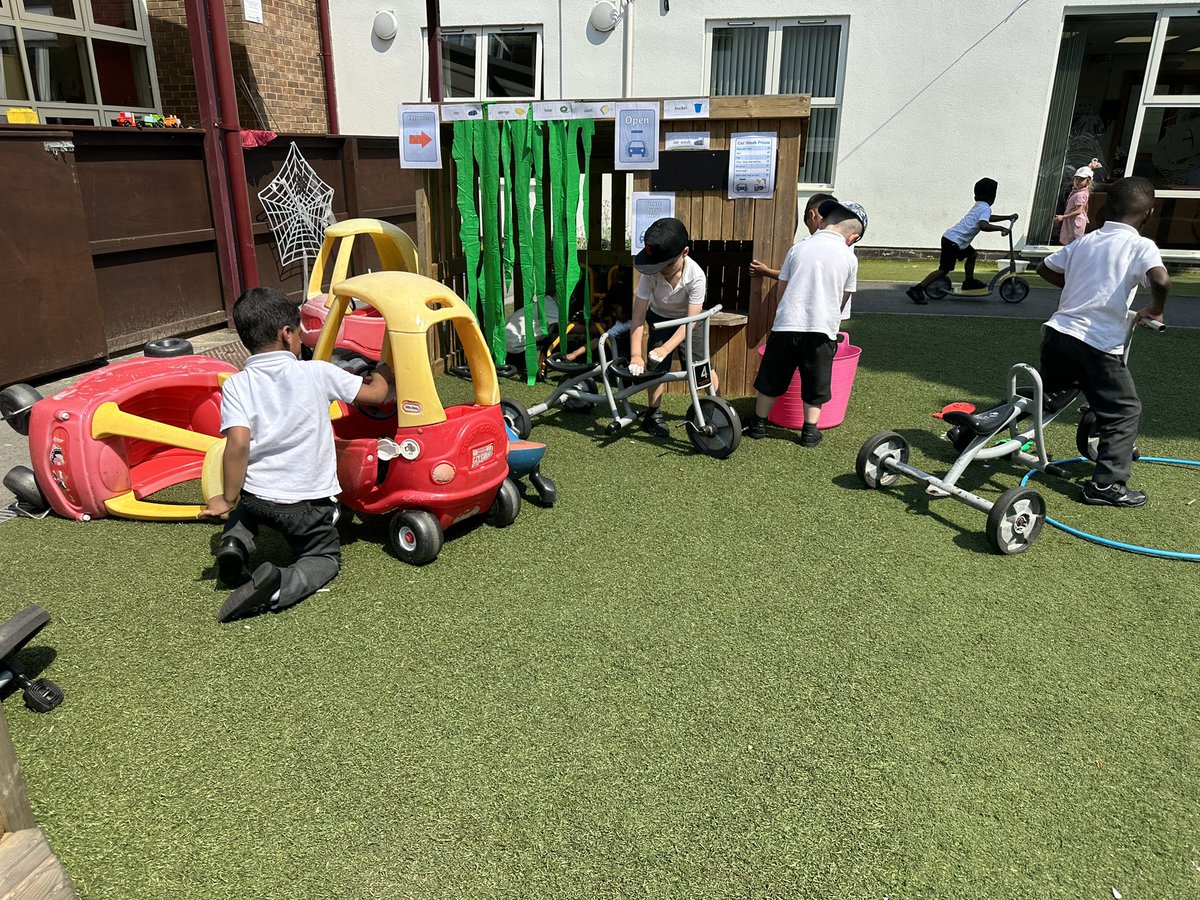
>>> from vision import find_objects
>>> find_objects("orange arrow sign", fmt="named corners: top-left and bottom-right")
top-left (408, 131), bottom-right (432, 148)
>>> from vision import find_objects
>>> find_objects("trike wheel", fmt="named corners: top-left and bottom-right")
top-left (999, 278), bottom-right (1030, 303)
top-left (924, 276), bottom-right (951, 300)
top-left (486, 477), bottom-right (521, 526)
top-left (0, 384), bottom-right (41, 436)
top-left (562, 378), bottom-right (597, 412)
top-left (856, 431), bottom-right (908, 489)
top-left (685, 396), bottom-right (741, 459)
top-left (3, 466), bottom-right (46, 512)
top-left (388, 509), bottom-right (443, 565)
top-left (499, 399), bottom-right (532, 439)
top-left (144, 337), bottom-right (193, 358)
top-left (986, 486), bottom-right (1045, 555)
top-left (23, 678), bottom-right (63, 713)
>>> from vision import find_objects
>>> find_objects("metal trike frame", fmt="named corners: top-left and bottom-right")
top-left (503, 304), bottom-right (742, 459)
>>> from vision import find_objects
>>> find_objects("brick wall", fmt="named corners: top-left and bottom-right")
top-left (146, 1), bottom-right (329, 134)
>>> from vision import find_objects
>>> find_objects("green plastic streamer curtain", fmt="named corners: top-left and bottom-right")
top-left (531, 121), bottom-right (547, 334)
top-left (508, 114), bottom-right (540, 384)
top-left (451, 121), bottom-right (481, 320)
top-left (499, 123), bottom-right (515, 294)
top-left (478, 119), bottom-right (506, 363)
top-left (579, 120), bottom-right (595, 362)
top-left (547, 120), bottom-right (590, 358)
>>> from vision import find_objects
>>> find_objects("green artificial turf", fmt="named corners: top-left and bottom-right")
top-left (1, 314), bottom-right (1197, 899)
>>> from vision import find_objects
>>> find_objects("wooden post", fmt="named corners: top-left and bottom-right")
top-left (0, 710), bottom-right (34, 834)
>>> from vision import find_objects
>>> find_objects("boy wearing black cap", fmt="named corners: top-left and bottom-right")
top-left (744, 200), bottom-right (867, 448)
top-left (907, 178), bottom-right (1016, 304)
top-left (630, 217), bottom-right (712, 437)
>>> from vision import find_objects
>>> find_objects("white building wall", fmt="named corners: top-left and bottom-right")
top-left (329, 1), bottom-right (1177, 251)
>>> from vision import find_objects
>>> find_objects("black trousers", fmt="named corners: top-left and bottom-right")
top-left (220, 494), bottom-right (342, 608)
top-left (1040, 327), bottom-right (1141, 487)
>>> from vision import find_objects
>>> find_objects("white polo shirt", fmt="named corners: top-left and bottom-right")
top-left (944, 201), bottom-right (992, 249)
top-left (220, 351), bottom-right (364, 501)
top-left (635, 256), bottom-right (706, 318)
top-left (1042, 222), bottom-right (1164, 355)
top-left (774, 230), bottom-right (858, 339)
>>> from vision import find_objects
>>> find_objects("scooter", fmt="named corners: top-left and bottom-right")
top-left (924, 214), bottom-right (1031, 303)
top-left (855, 313), bottom-right (1163, 555)
top-left (500, 305), bottom-right (742, 459)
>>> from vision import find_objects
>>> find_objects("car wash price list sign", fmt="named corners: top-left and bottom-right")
top-left (727, 131), bottom-right (777, 199)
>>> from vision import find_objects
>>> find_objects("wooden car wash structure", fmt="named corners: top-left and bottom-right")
top-left (412, 95), bottom-right (810, 397)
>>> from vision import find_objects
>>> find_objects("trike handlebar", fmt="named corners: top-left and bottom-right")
top-left (649, 304), bottom-right (724, 332)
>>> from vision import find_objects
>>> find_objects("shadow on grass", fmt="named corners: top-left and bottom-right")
top-left (0, 645), bottom-right (58, 703)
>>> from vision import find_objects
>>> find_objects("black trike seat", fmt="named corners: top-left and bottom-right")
top-left (543, 354), bottom-right (595, 376)
top-left (942, 387), bottom-right (1079, 436)
top-left (607, 358), bottom-right (663, 385)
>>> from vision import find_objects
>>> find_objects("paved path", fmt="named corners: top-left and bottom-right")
top-left (3, 281), bottom-right (1195, 511)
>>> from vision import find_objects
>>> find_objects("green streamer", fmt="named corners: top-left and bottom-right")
top-left (530, 119), bottom-right (547, 333)
top-left (509, 115), bottom-right (539, 385)
top-left (479, 118), bottom-right (506, 364)
top-left (452, 121), bottom-right (481, 319)
top-left (548, 122), bottom-right (569, 352)
top-left (578, 120), bottom-right (595, 362)
top-left (499, 122), bottom-right (515, 294)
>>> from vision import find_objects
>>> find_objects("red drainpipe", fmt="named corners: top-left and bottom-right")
top-left (316, 0), bottom-right (339, 134)
top-left (427, 0), bottom-right (443, 102)
top-left (206, 0), bottom-right (260, 290)
top-left (184, 0), bottom-right (240, 314)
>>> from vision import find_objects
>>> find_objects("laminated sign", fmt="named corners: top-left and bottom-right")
top-left (727, 131), bottom-right (777, 199)
top-left (614, 102), bottom-right (660, 170)
top-left (398, 104), bottom-right (442, 169)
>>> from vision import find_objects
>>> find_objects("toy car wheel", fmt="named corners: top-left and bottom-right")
top-left (562, 378), bottom-right (597, 412)
top-left (0, 384), bottom-right (41, 436)
top-left (23, 678), bottom-right (63, 713)
top-left (999, 278), bottom-right (1030, 303)
top-left (986, 486), bottom-right (1045, 555)
top-left (924, 276), bottom-right (951, 300)
top-left (499, 399), bottom-right (532, 439)
top-left (856, 431), bottom-right (909, 489)
top-left (388, 509), bottom-right (443, 565)
top-left (3, 466), bottom-right (46, 512)
top-left (144, 338), bottom-right (194, 358)
top-left (486, 477), bottom-right (521, 527)
top-left (685, 397), bottom-right (741, 459)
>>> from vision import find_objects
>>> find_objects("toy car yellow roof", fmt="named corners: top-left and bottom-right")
top-left (331, 271), bottom-right (474, 333)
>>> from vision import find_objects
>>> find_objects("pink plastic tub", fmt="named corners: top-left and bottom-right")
top-left (758, 332), bottom-right (862, 430)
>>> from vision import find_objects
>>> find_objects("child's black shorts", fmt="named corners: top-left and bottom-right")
top-left (754, 331), bottom-right (837, 404)
top-left (938, 236), bottom-right (974, 272)
top-left (646, 307), bottom-right (705, 372)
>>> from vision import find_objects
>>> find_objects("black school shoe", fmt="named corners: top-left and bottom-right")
top-left (962, 278), bottom-right (988, 291)
top-left (641, 408), bottom-right (669, 438)
top-left (799, 425), bottom-right (823, 448)
top-left (1081, 480), bottom-right (1148, 509)
top-left (906, 286), bottom-right (928, 305)
top-left (743, 414), bottom-right (767, 439)
top-left (215, 536), bottom-right (250, 587)
top-left (218, 562), bottom-right (282, 623)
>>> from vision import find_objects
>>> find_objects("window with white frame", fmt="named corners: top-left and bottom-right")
top-left (705, 17), bottom-right (847, 188)
top-left (1033, 9), bottom-right (1200, 252)
top-left (424, 25), bottom-right (542, 102)
top-left (0, 0), bottom-right (159, 124)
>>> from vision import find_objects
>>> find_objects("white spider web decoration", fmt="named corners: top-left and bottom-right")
top-left (257, 142), bottom-right (336, 268)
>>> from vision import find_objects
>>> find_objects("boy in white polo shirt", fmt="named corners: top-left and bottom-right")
top-left (201, 287), bottom-right (394, 622)
top-left (907, 178), bottom-right (1016, 304)
top-left (628, 217), bottom-right (713, 437)
top-left (1036, 176), bottom-right (1169, 508)
top-left (743, 200), bottom-right (867, 448)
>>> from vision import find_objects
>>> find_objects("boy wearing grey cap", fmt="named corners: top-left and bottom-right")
top-left (743, 200), bottom-right (867, 448)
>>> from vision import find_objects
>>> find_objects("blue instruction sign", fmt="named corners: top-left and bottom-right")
top-left (398, 104), bottom-right (442, 169)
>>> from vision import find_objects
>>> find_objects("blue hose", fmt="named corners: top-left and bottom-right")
top-left (1021, 456), bottom-right (1200, 561)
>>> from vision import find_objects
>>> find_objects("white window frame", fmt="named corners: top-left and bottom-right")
top-left (702, 16), bottom-right (849, 190)
top-left (0, 0), bottom-right (159, 123)
top-left (421, 24), bottom-right (543, 103)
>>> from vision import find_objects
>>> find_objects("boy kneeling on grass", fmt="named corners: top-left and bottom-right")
top-left (742, 200), bottom-right (867, 448)
top-left (1036, 176), bottom-right (1169, 508)
top-left (201, 287), bottom-right (394, 623)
